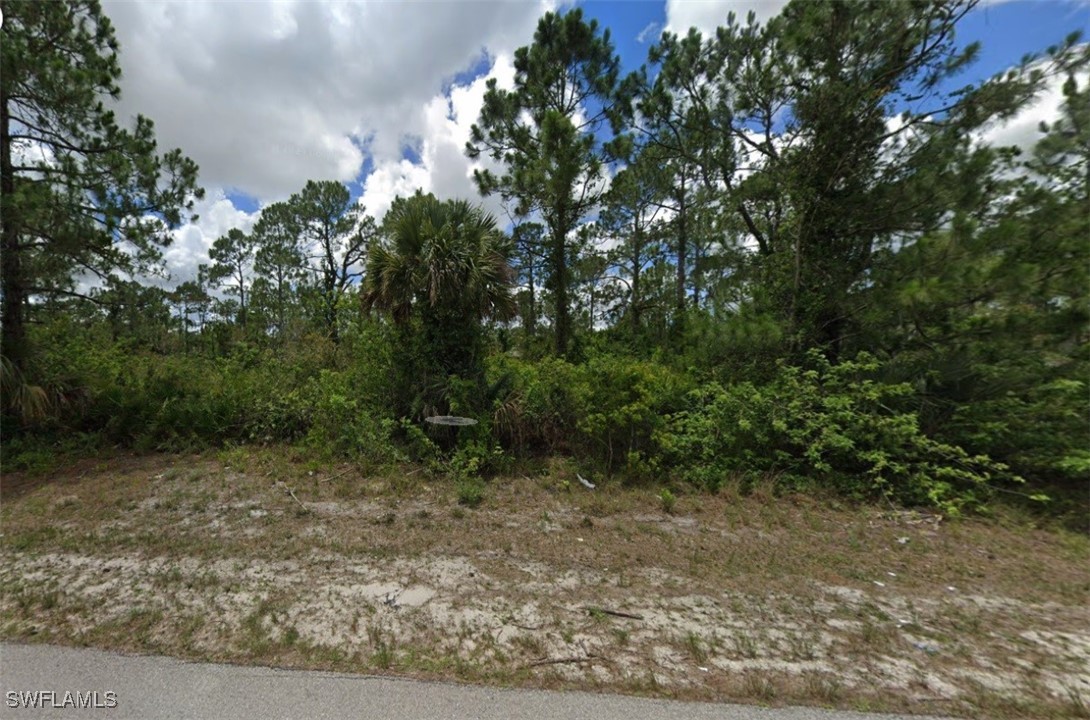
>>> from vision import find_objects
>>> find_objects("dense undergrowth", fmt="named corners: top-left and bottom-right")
top-left (4, 316), bottom-right (1086, 524)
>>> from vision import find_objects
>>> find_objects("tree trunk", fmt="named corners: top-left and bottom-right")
top-left (526, 258), bottom-right (537, 338)
top-left (675, 175), bottom-right (687, 315)
top-left (631, 229), bottom-right (642, 334)
top-left (552, 229), bottom-right (570, 357)
top-left (550, 210), bottom-right (571, 358)
top-left (0, 85), bottom-right (28, 372)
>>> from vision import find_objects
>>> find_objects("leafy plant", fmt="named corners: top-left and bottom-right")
top-left (659, 488), bottom-right (677, 514)
top-left (658, 351), bottom-right (1011, 515)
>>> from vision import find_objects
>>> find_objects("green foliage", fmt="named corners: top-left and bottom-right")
top-left (5, 0), bottom-right (1087, 524)
top-left (365, 192), bottom-right (515, 418)
top-left (659, 351), bottom-right (1010, 515)
top-left (468, 8), bottom-right (635, 357)
top-left (1, 0), bottom-right (203, 370)
top-left (456, 478), bottom-right (485, 508)
top-left (302, 370), bottom-right (400, 464)
top-left (488, 354), bottom-right (690, 478)
top-left (659, 488), bottom-right (677, 514)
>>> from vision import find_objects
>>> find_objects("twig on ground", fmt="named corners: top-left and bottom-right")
top-left (526, 654), bottom-right (598, 668)
top-left (318, 468), bottom-right (353, 483)
top-left (585, 606), bottom-right (643, 621)
top-left (279, 483), bottom-right (309, 513)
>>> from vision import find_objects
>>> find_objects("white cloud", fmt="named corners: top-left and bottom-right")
top-left (99, 1), bottom-right (550, 284)
top-left (637, 21), bottom-right (663, 43)
top-left (163, 191), bottom-right (261, 286)
top-left (360, 53), bottom-right (519, 223)
top-left (978, 74), bottom-right (1072, 152)
top-left (104, 0), bottom-right (548, 202)
top-left (664, 0), bottom-right (788, 36)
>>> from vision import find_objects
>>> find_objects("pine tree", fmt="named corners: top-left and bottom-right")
top-left (1, 0), bottom-right (202, 370)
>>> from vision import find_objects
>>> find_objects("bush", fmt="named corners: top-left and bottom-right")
top-left (487, 354), bottom-right (691, 477)
top-left (657, 350), bottom-right (1010, 514)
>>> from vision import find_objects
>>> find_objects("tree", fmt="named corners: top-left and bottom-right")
top-left (597, 153), bottom-right (665, 337)
top-left (364, 192), bottom-right (514, 416)
top-left (95, 277), bottom-right (172, 350)
top-left (859, 69), bottom-right (1090, 487)
top-left (208, 228), bottom-right (255, 328)
top-left (252, 201), bottom-right (302, 339)
top-left (510, 221), bottom-right (546, 343)
top-left (0, 0), bottom-right (202, 371)
top-left (467, 8), bottom-right (635, 358)
top-left (170, 278), bottom-right (211, 353)
top-left (647, 0), bottom-right (1084, 359)
top-left (288, 180), bottom-right (376, 343)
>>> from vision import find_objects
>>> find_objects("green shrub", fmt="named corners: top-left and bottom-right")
top-left (456, 478), bottom-right (485, 508)
top-left (659, 488), bottom-right (677, 513)
top-left (303, 370), bottom-right (400, 464)
top-left (657, 350), bottom-right (1011, 515)
top-left (487, 354), bottom-right (691, 478)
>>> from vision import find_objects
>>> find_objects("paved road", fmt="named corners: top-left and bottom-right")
top-left (1, 644), bottom-right (949, 720)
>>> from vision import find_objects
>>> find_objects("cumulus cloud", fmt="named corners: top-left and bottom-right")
top-left (104, 0), bottom-right (548, 202)
top-left (163, 191), bottom-right (261, 285)
top-left (359, 54), bottom-right (519, 222)
top-left (978, 73), bottom-right (1073, 152)
top-left (664, 0), bottom-right (788, 36)
top-left (100, 1), bottom-right (550, 284)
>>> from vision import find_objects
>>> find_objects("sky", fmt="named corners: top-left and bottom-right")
top-left (97, 0), bottom-right (1090, 286)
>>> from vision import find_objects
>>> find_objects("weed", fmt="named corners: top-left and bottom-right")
top-left (659, 488), bottom-right (677, 514)
top-left (457, 479), bottom-right (484, 508)
top-left (733, 631), bottom-right (758, 659)
top-left (743, 672), bottom-right (778, 701)
top-left (1067, 686), bottom-right (1090, 719)
top-left (368, 624), bottom-right (396, 669)
top-left (805, 673), bottom-right (843, 704)
top-left (787, 632), bottom-right (818, 661)
top-left (684, 631), bottom-right (707, 662)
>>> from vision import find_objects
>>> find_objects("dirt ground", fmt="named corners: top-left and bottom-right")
top-left (2, 449), bottom-right (1088, 718)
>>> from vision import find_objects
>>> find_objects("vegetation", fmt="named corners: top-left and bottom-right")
top-left (2, 1), bottom-right (1087, 523)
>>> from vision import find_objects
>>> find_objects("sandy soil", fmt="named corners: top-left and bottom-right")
top-left (2, 452), bottom-right (1088, 717)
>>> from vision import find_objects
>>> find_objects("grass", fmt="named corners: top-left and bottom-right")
top-left (1, 447), bottom-right (1088, 718)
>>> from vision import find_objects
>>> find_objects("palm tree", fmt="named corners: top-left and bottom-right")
top-left (364, 193), bottom-right (514, 322)
top-left (364, 192), bottom-right (515, 416)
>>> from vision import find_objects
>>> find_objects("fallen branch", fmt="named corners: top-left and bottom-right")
top-left (318, 468), bottom-right (354, 483)
top-left (526, 654), bottom-right (598, 668)
top-left (585, 606), bottom-right (643, 621)
top-left (282, 484), bottom-right (309, 513)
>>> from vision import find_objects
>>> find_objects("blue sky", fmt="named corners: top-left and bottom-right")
top-left (581, 0), bottom-right (1090, 80)
top-left (101, 0), bottom-right (1088, 285)
top-left (225, 0), bottom-right (1088, 212)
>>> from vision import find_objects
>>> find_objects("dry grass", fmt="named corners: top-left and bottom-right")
top-left (2, 448), bottom-right (1088, 718)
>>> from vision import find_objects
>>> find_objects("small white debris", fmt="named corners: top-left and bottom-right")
top-left (576, 474), bottom-right (596, 490)
top-left (576, 537), bottom-right (584, 543)
top-left (897, 537), bottom-right (910, 544)
top-left (698, 666), bottom-right (709, 672)
top-left (249, 509), bottom-right (267, 519)
top-left (887, 572), bottom-right (897, 577)
top-left (946, 586), bottom-right (957, 593)
top-left (873, 581), bottom-right (886, 587)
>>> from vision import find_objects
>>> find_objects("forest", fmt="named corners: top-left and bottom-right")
top-left (2, 0), bottom-right (1088, 522)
